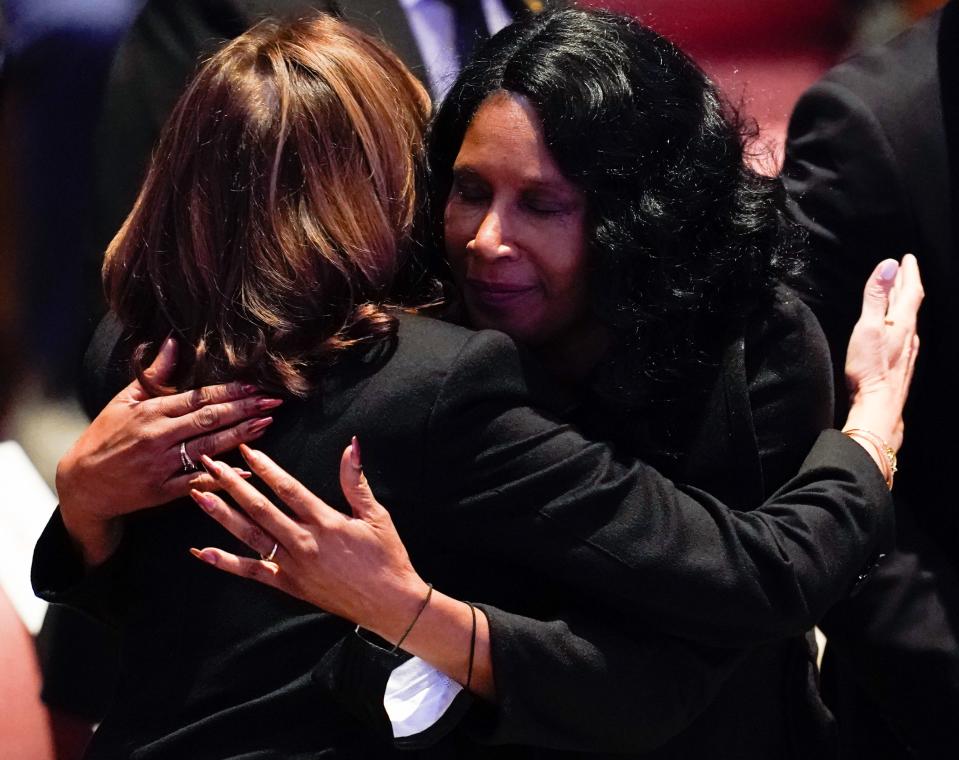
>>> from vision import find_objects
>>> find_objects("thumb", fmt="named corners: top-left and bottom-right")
top-left (123, 336), bottom-right (179, 402)
top-left (860, 259), bottom-right (898, 323)
top-left (338, 436), bottom-right (383, 521)
top-left (144, 336), bottom-right (179, 386)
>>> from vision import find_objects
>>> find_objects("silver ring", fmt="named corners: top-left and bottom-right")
top-left (180, 442), bottom-right (198, 473)
top-left (262, 542), bottom-right (278, 562)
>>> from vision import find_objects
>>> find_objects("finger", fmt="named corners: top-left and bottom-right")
top-left (200, 455), bottom-right (309, 542)
top-left (119, 337), bottom-right (179, 403)
top-left (144, 336), bottom-right (179, 386)
top-left (167, 466), bottom-right (252, 491)
top-left (156, 381), bottom-right (267, 418)
top-left (179, 417), bottom-right (274, 465)
top-left (158, 393), bottom-right (280, 439)
top-left (189, 547), bottom-right (283, 588)
top-left (158, 468), bottom-right (252, 501)
top-left (860, 259), bottom-right (898, 323)
top-left (190, 490), bottom-right (283, 561)
top-left (338, 437), bottom-right (384, 521)
top-left (885, 256), bottom-right (923, 350)
top-left (238, 445), bottom-right (337, 525)
top-left (894, 253), bottom-right (925, 315)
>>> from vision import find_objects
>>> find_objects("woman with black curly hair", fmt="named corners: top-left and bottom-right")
top-left (188, 7), bottom-right (919, 759)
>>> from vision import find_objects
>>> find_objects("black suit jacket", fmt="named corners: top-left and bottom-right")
top-left (35, 312), bottom-right (892, 758)
top-left (459, 288), bottom-right (843, 759)
top-left (784, 3), bottom-right (959, 756)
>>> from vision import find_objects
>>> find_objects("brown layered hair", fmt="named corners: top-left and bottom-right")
top-left (103, 14), bottom-right (430, 396)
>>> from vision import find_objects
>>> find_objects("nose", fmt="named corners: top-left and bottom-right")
top-left (468, 208), bottom-right (517, 262)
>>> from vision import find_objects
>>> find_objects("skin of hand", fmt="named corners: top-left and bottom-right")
top-left (843, 254), bottom-right (924, 456)
top-left (57, 337), bottom-right (282, 567)
top-left (190, 442), bottom-right (495, 699)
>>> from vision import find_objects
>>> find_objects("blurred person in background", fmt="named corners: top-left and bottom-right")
top-left (0, 0), bottom-right (145, 396)
top-left (784, 0), bottom-right (959, 756)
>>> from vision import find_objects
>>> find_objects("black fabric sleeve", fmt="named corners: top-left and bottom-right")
top-left (471, 604), bottom-right (745, 752)
top-left (424, 329), bottom-right (893, 647)
top-left (32, 508), bottom-right (135, 627)
top-left (458, 293), bottom-right (848, 752)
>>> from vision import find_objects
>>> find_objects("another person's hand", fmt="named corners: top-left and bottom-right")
top-left (843, 254), bottom-right (923, 464)
top-left (189, 441), bottom-right (430, 642)
top-left (192, 443), bottom-right (495, 697)
top-left (57, 338), bottom-right (281, 567)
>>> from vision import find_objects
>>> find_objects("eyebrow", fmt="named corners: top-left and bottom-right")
top-left (450, 166), bottom-right (577, 196)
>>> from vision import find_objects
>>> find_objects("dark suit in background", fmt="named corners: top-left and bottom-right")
top-left (783, 2), bottom-right (959, 755)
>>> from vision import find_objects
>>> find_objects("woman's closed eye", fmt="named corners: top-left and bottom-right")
top-left (449, 175), bottom-right (490, 204)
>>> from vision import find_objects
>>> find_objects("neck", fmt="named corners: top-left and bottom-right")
top-left (535, 320), bottom-right (610, 386)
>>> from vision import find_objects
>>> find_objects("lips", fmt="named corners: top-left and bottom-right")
top-left (465, 279), bottom-right (539, 307)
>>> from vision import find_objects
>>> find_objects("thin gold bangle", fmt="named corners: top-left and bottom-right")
top-left (843, 428), bottom-right (897, 490)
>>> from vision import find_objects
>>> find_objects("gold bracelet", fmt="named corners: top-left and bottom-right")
top-left (843, 428), bottom-right (897, 490)
top-left (391, 583), bottom-right (433, 652)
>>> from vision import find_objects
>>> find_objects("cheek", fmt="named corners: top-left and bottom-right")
top-left (537, 232), bottom-right (589, 300)
top-left (443, 206), bottom-right (470, 275)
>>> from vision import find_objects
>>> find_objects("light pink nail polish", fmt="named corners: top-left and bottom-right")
top-left (200, 455), bottom-right (221, 476)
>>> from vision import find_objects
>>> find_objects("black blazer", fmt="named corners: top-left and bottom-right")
top-left (330, 288), bottom-right (855, 759)
top-left (35, 312), bottom-right (891, 758)
top-left (784, 4), bottom-right (959, 756)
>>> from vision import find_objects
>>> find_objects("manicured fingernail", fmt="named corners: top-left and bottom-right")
top-left (241, 384), bottom-right (258, 395)
top-left (240, 444), bottom-right (261, 464)
top-left (256, 398), bottom-right (284, 412)
top-left (248, 417), bottom-right (273, 434)
top-left (880, 260), bottom-right (898, 281)
top-left (351, 436), bottom-right (362, 470)
top-left (189, 547), bottom-right (218, 565)
top-left (200, 455), bottom-right (222, 476)
top-left (190, 489), bottom-right (215, 512)
top-left (233, 468), bottom-right (253, 478)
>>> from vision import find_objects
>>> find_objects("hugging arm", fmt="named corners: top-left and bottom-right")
top-left (195, 261), bottom-right (916, 640)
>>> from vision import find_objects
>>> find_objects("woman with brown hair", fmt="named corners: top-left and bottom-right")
top-left (36, 10), bottom-right (918, 759)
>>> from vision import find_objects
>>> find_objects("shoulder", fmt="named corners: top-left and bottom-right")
top-left (801, 11), bottom-right (941, 124)
top-left (745, 284), bottom-right (831, 401)
top-left (742, 285), bottom-right (833, 489)
top-left (392, 312), bottom-right (559, 409)
top-left (749, 285), bottom-right (829, 363)
top-left (787, 13), bottom-right (942, 174)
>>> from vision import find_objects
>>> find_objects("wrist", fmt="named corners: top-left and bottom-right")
top-left (844, 395), bottom-right (902, 453)
top-left (841, 427), bottom-right (897, 490)
top-left (59, 507), bottom-right (123, 568)
top-left (366, 575), bottom-right (432, 645)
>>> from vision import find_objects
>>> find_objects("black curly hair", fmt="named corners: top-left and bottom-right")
top-left (427, 5), bottom-right (804, 413)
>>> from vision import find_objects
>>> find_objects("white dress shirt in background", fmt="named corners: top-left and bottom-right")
top-left (399, 0), bottom-right (513, 99)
